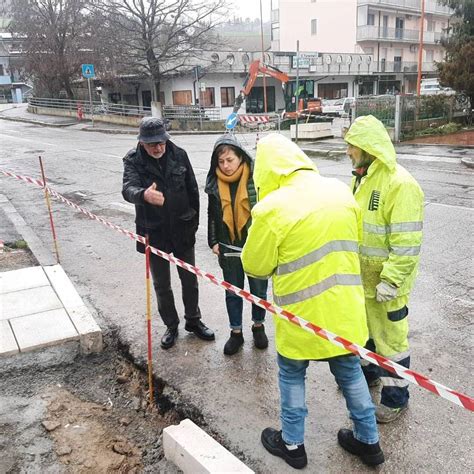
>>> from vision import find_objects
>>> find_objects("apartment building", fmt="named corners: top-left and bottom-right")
top-left (270, 0), bottom-right (453, 96)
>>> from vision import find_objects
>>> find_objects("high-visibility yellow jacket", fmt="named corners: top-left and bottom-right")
top-left (345, 115), bottom-right (424, 299)
top-left (241, 134), bottom-right (368, 360)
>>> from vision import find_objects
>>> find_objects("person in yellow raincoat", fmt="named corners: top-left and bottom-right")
top-left (344, 115), bottom-right (424, 423)
top-left (241, 134), bottom-right (384, 469)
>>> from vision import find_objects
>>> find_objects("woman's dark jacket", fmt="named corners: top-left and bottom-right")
top-left (122, 141), bottom-right (199, 254)
top-left (204, 135), bottom-right (257, 254)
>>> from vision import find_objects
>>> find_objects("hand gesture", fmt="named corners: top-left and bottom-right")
top-left (144, 183), bottom-right (165, 206)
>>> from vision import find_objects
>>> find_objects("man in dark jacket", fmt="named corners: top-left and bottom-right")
top-left (122, 117), bottom-right (215, 349)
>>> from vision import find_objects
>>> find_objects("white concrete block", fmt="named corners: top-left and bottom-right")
top-left (9, 308), bottom-right (79, 352)
top-left (1, 286), bottom-right (63, 321)
top-left (44, 265), bottom-right (84, 309)
top-left (290, 122), bottom-right (333, 139)
top-left (67, 306), bottom-right (103, 353)
top-left (163, 418), bottom-right (254, 474)
top-left (0, 320), bottom-right (19, 356)
top-left (0, 266), bottom-right (49, 294)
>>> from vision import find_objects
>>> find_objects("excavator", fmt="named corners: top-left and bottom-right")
top-left (232, 59), bottom-right (322, 119)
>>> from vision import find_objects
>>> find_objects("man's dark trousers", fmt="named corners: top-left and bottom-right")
top-left (149, 246), bottom-right (201, 329)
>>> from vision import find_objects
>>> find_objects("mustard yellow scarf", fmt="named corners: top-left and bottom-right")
top-left (216, 163), bottom-right (250, 243)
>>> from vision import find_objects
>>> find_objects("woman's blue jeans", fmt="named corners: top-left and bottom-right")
top-left (277, 353), bottom-right (379, 446)
top-left (221, 257), bottom-right (267, 330)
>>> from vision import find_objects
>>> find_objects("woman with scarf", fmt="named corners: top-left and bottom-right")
top-left (205, 135), bottom-right (268, 355)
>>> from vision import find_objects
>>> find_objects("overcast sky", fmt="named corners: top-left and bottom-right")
top-left (230, 0), bottom-right (271, 21)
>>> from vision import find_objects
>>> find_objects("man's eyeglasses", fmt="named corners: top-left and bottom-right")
top-left (147, 141), bottom-right (166, 147)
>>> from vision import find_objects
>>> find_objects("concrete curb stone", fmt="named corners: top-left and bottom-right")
top-left (461, 156), bottom-right (474, 168)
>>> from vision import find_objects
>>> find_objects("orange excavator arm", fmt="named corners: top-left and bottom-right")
top-left (232, 59), bottom-right (289, 114)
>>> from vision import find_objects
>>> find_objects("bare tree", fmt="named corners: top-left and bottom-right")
top-left (94, 0), bottom-right (228, 102)
top-left (10, 0), bottom-right (97, 98)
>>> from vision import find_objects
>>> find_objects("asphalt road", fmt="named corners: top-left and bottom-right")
top-left (1, 119), bottom-right (473, 473)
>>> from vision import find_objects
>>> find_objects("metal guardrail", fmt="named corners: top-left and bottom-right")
top-left (28, 97), bottom-right (152, 117)
top-left (162, 105), bottom-right (222, 121)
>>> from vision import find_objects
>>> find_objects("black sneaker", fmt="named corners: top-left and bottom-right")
top-left (184, 320), bottom-right (215, 341)
top-left (337, 429), bottom-right (385, 466)
top-left (252, 324), bottom-right (269, 349)
top-left (261, 427), bottom-right (307, 469)
top-left (223, 331), bottom-right (244, 355)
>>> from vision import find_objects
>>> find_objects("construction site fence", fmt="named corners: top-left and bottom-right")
top-left (162, 105), bottom-right (222, 122)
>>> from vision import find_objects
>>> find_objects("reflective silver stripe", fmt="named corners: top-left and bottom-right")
top-left (391, 245), bottom-right (421, 256)
top-left (390, 221), bottom-right (423, 233)
top-left (363, 221), bottom-right (423, 235)
top-left (380, 376), bottom-right (410, 388)
top-left (274, 274), bottom-right (362, 306)
top-left (276, 240), bottom-right (359, 276)
top-left (363, 223), bottom-right (389, 235)
top-left (360, 246), bottom-right (390, 257)
top-left (388, 350), bottom-right (411, 362)
top-left (360, 359), bottom-right (371, 367)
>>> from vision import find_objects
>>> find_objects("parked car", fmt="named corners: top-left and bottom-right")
top-left (420, 78), bottom-right (455, 96)
top-left (322, 97), bottom-right (355, 117)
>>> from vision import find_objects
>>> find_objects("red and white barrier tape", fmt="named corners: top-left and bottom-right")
top-left (239, 115), bottom-right (270, 124)
top-left (2, 168), bottom-right (473, 412)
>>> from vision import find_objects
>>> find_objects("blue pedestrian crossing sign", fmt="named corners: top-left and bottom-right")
top-left (81, 64), bottom-right (95, 79)
top-left (225, 112), bottom-right (238, 130)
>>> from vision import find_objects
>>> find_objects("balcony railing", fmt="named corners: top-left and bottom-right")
top-left (376, 60), bottom-right (437, 73)
top-left (357, 0), bottom-right (452, 15)
top-left (357, 25), bottom-right (448, 43)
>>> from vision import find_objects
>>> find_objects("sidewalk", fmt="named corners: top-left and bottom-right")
top-left (0, 193), bottom-right (103, 359)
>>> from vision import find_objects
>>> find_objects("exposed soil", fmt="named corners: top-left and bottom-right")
top-left (404, 129), bottom-right (474, 146)
top-left (0, 245), bottom-right (38, 271)
top-left (0, 346), bottom-right (182, 473)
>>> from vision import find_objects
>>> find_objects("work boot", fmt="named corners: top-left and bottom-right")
top-left (223, 331), bottom-right (244, 355)
top-left (161, 327), bottom-right (178, 350)
top-left (184, 320), bottom-right (215, 341)
top-left (368, 378), bottom-right (382, 388)
top-left (337, 429), bottom-right (385, 466)
top-left (376, 403), bottom-right (408, 423)
top-left (252, 324), bottom-right (268, 349)
top-left (261, 428), bottom-right (307, 469)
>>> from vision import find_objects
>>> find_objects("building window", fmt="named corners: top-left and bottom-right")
top-left (200, 87), bottom-right (215, 107)
top-left (426, 50), bottom-right (434, 62)
top-left (172, 90), bottom-right (192, 105)
top-left (247, 86), bottom-right (276, 113)
top-left (367, 13), bottom-right (375, 26)
top-left (318, 83), bottom-right (348, 100)
top-left (0, 64), bottom-right (4, 76)
top-left (311, 19), bottom-right (317, 35)
top-left (220, 87), bottom-right (235, 107)
top-left (427, 19), bottom-right (435, 32)
top-left (272, 23), bottom-right (280, 41)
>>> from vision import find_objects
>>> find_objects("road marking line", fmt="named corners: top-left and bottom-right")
top-left (426, 201), bottom-right (474, 211)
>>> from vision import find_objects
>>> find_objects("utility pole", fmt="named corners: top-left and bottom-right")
top-left (260, 0), bottom-right (268, 113)
top-left (295, 40), bottom-right (300, 144)
top-left (416, 0), bottom-right (425, 95)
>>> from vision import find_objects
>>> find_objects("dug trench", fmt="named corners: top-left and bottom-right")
top-left (0, 333), bottom-right (247, 473)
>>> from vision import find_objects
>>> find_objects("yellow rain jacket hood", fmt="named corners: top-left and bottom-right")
top-left (242, 134), bottom-right (368, 360)
top-left (344, 115), bottom-right (424, 298)
top-left (345, 114), bottom-right (397, 172)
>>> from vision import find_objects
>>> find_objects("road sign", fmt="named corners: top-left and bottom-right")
top-left (81, 64), bottom-right (95, 79)
top-left (225, 112), bottom-right (238, 130)
top-left (200, 82), bottom-right (206, 92)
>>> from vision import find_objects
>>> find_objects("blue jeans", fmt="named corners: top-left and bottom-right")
top-left (221, 257), bottom-right (267, 330)
top-left (278, 353), bottom-right (379, 446)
